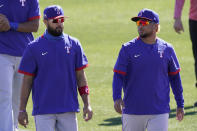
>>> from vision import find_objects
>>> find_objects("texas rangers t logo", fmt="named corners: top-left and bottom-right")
top-left (20, 0), bottom-right (26, 6)
top-left (158, 50), bottom-right (163, 58)
top-left (65, 46), bottom-right (70, 54)
top-left (55, 7), bottom-right (61, 15)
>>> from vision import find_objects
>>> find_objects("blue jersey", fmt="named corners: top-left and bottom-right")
top-left (18, 31), bottom-right (88, 115)
top-left (113, 37), bottom-right (184, 115)
top-left (0, 0), bottom-right (40, 56)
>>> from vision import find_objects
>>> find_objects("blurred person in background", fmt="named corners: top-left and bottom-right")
top-left (173, 0), bottom-right (197, 107)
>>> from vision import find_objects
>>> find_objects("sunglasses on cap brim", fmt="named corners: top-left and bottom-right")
top-left (52, 17), bottom-right (65, 23)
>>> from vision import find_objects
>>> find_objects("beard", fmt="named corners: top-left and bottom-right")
top-left (138, 28), bottom-right (154, 38)
top-left (140, 33), bottom-right (150, 38)
top-left (47, 25), bottom-right (63, 36)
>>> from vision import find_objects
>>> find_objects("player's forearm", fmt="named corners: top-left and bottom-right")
top-left (19, 75), bottom-right (33, 111)
top-left (0, 14), bottom-right (10, 31)
top-left (174, 0), bottom-right (185, 19)
top-left (76, 70), bottom-right (90, 105)
top-left (76, 69), bottom-right (90, 97)
top-left (81, 94), bottom-right (90, 107)
top-left (76, 69), bottom-right (88, 87)
top-left (0, 13), bottom-right (39, 32)
top-left (17, 19), bottom-right (39, 32)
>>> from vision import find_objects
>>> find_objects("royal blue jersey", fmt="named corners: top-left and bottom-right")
top-left (18, 31), bottom-right (88, 115)
top-left (0, 0), bottom-right (40, 56)
top-left (113, 37), bottom-right (184, 115)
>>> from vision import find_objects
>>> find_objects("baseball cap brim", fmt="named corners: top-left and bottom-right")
top-left (131, 17), bottom-right (152, 22)
top-left (48, 15), bottom-right (69, 20)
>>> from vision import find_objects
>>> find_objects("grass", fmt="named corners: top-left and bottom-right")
top-left (19, 0), bottom-right (197, 130)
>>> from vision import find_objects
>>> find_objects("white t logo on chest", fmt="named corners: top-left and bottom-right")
top-left (65, 46), bottom-right (70, 54)
top-left (20, 0), bottom-right (26, 6)
top-left (158, 50), bottom-right (163, 58)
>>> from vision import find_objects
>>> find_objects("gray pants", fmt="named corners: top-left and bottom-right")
top-left (34, 112), bottom-right (78, 131)
top-left (122, 113), bottom-right (169, 131)
top-left (0, 54), bottom-right (23, 131)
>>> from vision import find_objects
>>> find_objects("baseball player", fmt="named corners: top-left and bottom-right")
top-left (113, 9), bottom-right (184, 131)
top-left (0, 0), bottom-right (40, 130)
top-left (18, 5), bottom-right (93, 131)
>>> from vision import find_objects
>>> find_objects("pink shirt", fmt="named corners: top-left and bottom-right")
top-left (174, 0), bottom-right (197, 21)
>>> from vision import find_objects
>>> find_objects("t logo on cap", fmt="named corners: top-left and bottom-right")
top-left (55, 7), bottom-right (61, 15)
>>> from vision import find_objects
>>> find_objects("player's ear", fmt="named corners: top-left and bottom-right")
top-left (156, 24), bottom-right (160, 33)
top-left (43, 19), bottom-right (48, 26)
top-left (153, 23), bottom-right (159, 33)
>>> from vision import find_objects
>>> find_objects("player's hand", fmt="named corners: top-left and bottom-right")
top-left (83, 105), bottom-right (93, 121)
top-left (176, 108), bottom-right (184, 121)
top-left (18, 111), bottom-right (29, 128)
top-left (114, 99), bottom-right (124, 114)
top-left (173, 18), bottom-right (184, 34)
top-left (0, 14), bottom-right (10, 32)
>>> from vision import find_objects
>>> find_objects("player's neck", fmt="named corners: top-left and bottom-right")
top-left (140, 34), bottom-right (157, 44)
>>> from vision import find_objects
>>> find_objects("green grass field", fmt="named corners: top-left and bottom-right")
top-left (19, 0), bottom-right (197, 130)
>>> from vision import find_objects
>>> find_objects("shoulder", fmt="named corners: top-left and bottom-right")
top-left (67, 34), bottom-right (81, 45)
top-left (27, 36), bottom-right (44, 49)
top-left (122, 37), bottom-right (140, 50)
top-left (157, 38), bottom-right (172, 46)
top-left (116, 37), bottom-right (139, 56)
top-left (157, 38), bottom-right (175, 53)
top-left (66, 34), bottom-right (84, 50)
top-left (29, 0), bottom-right (39, 4)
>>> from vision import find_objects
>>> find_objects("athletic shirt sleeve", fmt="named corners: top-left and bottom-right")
top-left (75, 40), bottom-right (88, 71)
top-left (167, 45), bottom-right (184, 108)
top-left (18, 45), bottom-right (37, 76)
top-left (113, 45), bottom-right (128, 75)
top-left (113, 72), bottom-right (124, 101)
top-left (28, 0), bottom-right (40, 21)
top-left (174, 0), bottom-right (185, 19)
top-left (113, 45), bottom-right (129, 101)
top-left (168, 46), bottom-right (181, 75)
